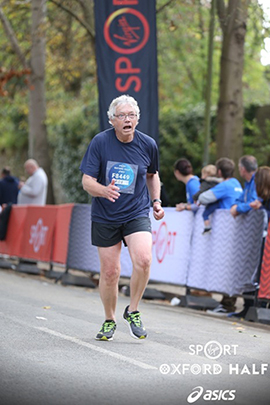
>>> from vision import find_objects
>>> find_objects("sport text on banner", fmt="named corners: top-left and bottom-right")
top-left (94, 0), bottom-right (159, 142)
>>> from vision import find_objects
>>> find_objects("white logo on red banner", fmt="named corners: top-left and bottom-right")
top-left (29, 218), bottom-right (48, 253)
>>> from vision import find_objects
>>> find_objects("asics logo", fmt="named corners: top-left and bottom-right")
top-left (187, 386), bottom-right (236, 403)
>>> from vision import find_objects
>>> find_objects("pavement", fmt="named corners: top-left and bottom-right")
top-left (0, 266), bottom-right (270, 405)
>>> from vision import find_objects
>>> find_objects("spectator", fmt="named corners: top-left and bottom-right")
top-left (193, 164), bottom-right (223, 234)
top-left (250, 166), bottom-right (270, 219)
top-left (174, 158), bottom-right (200, 211)
top-left (198, 157), bottom-right (243, 316)
top-left (17, 159), bottom-right (48, 205)
top-left (223, 155), bottom-right (258, 318)
top-left (198, 158), bottom-right (242, 211)
top-left (230, 155), bottom-right (258, 218)
top-left (0, 167), bottom-right (19, 206)
top-left (246, 166), bottom-right (270, 314)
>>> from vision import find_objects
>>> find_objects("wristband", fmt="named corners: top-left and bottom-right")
top-left (152, 198), bottom-right (162, 204)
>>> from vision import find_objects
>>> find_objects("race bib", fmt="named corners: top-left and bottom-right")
top-left (106, 161), bottom-right (138, 194)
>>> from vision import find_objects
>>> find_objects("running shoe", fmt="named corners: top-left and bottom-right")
top-left (206, 304), bottom-right (230, 316)
top-left (227, 309), bottom-right (248, 319)
top-left (95, 320), bottom-right (116, 341)
top-left (123, 306), bottom-right (147, 339)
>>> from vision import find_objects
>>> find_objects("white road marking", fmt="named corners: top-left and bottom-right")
top-left (36, 326), bottom-right (158, 370)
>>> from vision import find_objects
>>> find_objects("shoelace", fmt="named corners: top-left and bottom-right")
top-left (129, 312), bottom-right (142, 327)
top-left (102, 321), bottom-right (115, 332)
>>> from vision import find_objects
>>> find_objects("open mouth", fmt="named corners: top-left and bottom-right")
top-left (123, 125), bottom-right (132, 130)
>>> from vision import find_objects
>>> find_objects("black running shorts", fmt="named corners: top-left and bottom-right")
top-left (91, 217), bottom-right (152, 247)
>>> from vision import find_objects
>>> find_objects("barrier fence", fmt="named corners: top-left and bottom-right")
top-left (258, 222), bottom-right (270, 300)
top-left (0, 204), bottom-right (270, 301)
top-left (0, 204), bottom-right (74, 264)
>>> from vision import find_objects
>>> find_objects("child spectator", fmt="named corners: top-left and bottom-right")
top-left (193, 164), bottom-right (222, 234)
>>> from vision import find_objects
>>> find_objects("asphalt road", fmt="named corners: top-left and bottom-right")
top-left (0, 269), bottom-right (270, 405)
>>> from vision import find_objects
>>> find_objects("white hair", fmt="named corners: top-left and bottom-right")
top-left (107, 94), bottom-right (140, 125)
top-left (24, 159), bottom-right (39, 169)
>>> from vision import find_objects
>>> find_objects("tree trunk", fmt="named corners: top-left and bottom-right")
top-left (29, 0), bottom-right (54, 203)
top-left (216, 0), bottom-right (249, 174)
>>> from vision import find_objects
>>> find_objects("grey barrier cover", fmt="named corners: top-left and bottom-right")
top-left (66, 205), bottom-right (264, 296)
top-left (187, 208), bottom-right (264, 296)
top-left (119, 208), bottom-right (194, 284)
top-left (66, 204), bottom-right (100, 273)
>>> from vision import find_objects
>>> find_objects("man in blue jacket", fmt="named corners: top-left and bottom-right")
top-left (198, 157), bottom-right (242, 210)
top-left (230, 155), bottom-right (258, 218)
top-left (228, 155), bottom-right (259, 318)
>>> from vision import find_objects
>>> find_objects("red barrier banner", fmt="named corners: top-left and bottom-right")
top-left (258, 224), bottom-right (270, 299)
top-left (0, 204), bottom-right (74, 264)
top-left (20, 206), bottom-right (58, 262)
top-left (0, 206), bottom-right (28, 256)
top-left (52, 204), bottom-right (74, 264)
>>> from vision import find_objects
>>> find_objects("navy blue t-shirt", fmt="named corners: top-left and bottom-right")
top-left (80, 128), bottom-right (159, 223)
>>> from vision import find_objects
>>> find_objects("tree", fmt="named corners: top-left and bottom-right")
top-left (0, 0), bottom-right (269, 205)
top-left (216, 0), bottom-right (250, 169)
top-left (0, 0), bottom-right (54, 203)
top-left (30, 0), bottom-right (54, 203)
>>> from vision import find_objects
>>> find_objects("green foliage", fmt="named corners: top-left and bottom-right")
top-left (159, 105), bottom-right (217, 206)
top-left (156, 0), bottom-right (220, 110)
top-left (243, 105), bottom-right (270, 165)
top-left (0, 95), bottom-right (28, 151)
top-left (52, 100), bottom-right (99, 203)
top-left (1, 0), bottom-right (270, 205)
top-left (46, 1), bottom-right (95, 96)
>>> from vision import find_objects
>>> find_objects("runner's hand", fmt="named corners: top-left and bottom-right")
top-left (153, 202), bottom-right (164, 220)
top-left (105, 179), bottom-right (120, 202)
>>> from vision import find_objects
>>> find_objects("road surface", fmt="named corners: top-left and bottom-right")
top-left (0, 269), bottom-right (269, 405)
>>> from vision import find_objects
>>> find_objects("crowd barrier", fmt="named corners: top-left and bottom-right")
top-left (0, 204), bottom-right (269, 300)
top-left (0, 204), bottom-right (74, 264)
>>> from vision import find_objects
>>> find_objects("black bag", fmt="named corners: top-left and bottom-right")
top-left (0, 204), bottom-right (12, 241)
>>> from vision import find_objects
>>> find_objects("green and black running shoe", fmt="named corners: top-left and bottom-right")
top-left (123, 306), bottom-right (147, 339)
top-left (95, 320), bottom-right (116, 341)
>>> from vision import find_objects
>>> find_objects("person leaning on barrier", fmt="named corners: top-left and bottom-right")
top-left (197, 157), bottom-right (243, 316)
top-left (230, 155), bottom-right (258, 218)
top-left (174, 158), bottom-right (200, 211)
top-left (223, 155), bottom-right (259, 318)
top-left (80, 94), bottom-right (164, 341)
top-left (250, 166), bottom-right (270, 220)
top-left (248, 166), bottom-right (270, 312)
top-left (198, 157), bottom-right (242, 214)
top-left (17, 159), bottom-right (48, 206)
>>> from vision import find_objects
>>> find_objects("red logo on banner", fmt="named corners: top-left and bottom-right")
top-left (104, 8), bottom-right (150, 54)
top-left (152, 222), bottom-right (177, 264)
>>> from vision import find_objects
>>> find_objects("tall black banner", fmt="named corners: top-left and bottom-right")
top-left (94, 0), bottom-right (159, 143)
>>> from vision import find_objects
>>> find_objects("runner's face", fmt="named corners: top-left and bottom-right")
top-left (112, 103), bottom-right (138, 141)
